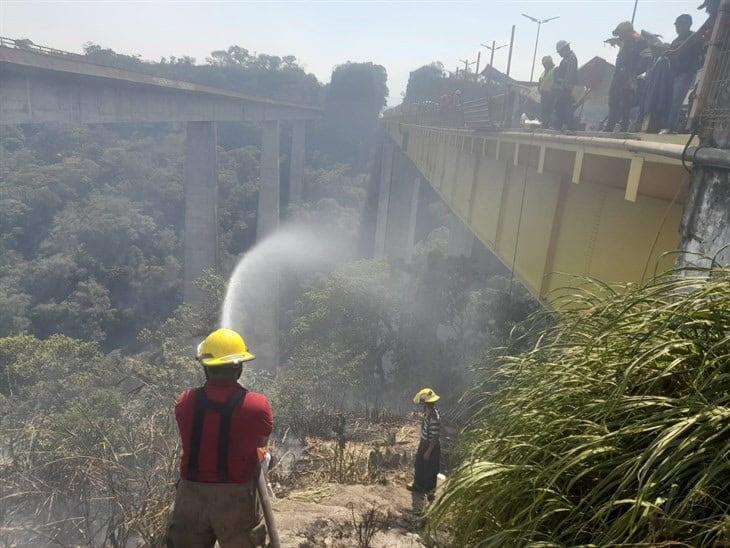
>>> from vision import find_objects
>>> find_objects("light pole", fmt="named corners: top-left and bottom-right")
top-left (459, 58), bottom-right (476, 76)
top-left (522, 13), bottom-right (560, 82)
top-left (480, 40), bottom-right (509, 69)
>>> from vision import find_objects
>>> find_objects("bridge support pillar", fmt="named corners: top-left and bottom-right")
top-left (258, 121), bottom-right (281, 239)
top-left (404, 175), bottom-right (421, 265)
top-left (374, 139), bottom-right (394, 258)
top-left (447, 215), bottom-right (474, 258)
top-left (253, 120), bottom-right (281, 370)
top-left (184, 121), bottom-right (218, 305)
top-left (678, 165), bottom-right (730, 269)
top-left (289, 120), bottom-right (306, 203)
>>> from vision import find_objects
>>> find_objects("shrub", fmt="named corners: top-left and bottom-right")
top-left (429, 268), bottom-right (730, 546)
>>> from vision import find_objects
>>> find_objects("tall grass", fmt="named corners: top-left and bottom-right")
top-left (429, 268), bottom-right (730, 546)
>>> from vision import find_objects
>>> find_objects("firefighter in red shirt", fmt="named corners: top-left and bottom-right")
top-left (167, 328), bottom-right (273, 548)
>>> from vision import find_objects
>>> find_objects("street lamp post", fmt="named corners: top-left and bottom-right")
top-left (522, 13), bottom-right (560, 82)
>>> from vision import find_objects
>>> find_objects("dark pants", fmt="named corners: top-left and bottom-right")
top-left (607, 78), bottom-right (635, 132)
top-left (167, 479), bottom-right (266, 548)
top-left (552, 89), bottom-right (575, 130)
top-left (413, 439), bottom-right (440, 493)
top-left (669, 71), bottom-right (695, 132)
top-left (540, 92), bottom-right (556, 127)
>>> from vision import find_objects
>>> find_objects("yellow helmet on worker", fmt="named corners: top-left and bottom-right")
top-left (196, 328), bottom-right (255, 366)
top-left (413, 387), bottom-right (440, 404)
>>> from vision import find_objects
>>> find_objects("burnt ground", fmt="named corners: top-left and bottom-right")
top-left (266, 417), bottom-right (442, 547)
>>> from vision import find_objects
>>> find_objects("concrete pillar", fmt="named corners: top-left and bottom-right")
top-left (404, 175), bottom-right (421, 264)
top-left (447, 214), bottom-right (475, 258)
top-left (254, 120), bottom-right (280, 370)
top-left (258, 121), bottom-right (281, 239)
top-left (289, 120), bottom-right (306, 204)
top-left (374, 139), bottom-right (394, 258)
top-left (678, 166), bottom-right (730, 270)
top-left (184, 121), bottom-right (218, 305)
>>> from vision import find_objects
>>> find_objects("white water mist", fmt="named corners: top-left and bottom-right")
top-left (220, 223), bottom-right (349, 353)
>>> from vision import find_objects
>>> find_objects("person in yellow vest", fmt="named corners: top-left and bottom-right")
top-left (407, 388), bottom-right (441, 501)
top-left (538, 56), bottom-right (557, 128)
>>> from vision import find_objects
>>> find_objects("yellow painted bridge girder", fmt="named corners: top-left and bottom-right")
top-left (388, 122), bottom-right (689, 301)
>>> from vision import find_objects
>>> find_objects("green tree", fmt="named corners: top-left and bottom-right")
top-left (404, 62), bottom-right (446, 103)
top-left (318, 62), bottom-right (388, 167)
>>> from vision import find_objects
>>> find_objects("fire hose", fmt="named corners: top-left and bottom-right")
top-left (257, 467), bottom-right (281, 548)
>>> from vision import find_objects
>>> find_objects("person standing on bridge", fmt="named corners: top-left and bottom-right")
top-left (605, 21), bottom-right (651, 133)
top-left (408, 388), bottom-right (441, 501)
top-left (552, 40), bottom-right (578, 130)
top-left (167, 328), bottom-right (273, 548)
top-left (538, 56), bottom-right (557, 128)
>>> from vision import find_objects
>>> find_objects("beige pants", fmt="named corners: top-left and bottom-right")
top-left (167, 479), bottom-right (266, 548)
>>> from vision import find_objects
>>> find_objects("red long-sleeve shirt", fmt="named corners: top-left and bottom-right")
top-left (175, 380), bottom-right (273, 483)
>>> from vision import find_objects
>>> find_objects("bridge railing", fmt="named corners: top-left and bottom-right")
top-left (690, 1), bottom-right (730, 148)
top-left (0, 36), bottom-right (82, 59)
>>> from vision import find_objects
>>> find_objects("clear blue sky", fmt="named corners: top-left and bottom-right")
top-left (1, 0), bottom-right (704, 105)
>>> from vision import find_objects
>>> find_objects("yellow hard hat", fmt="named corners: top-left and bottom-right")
top-left (413, 388), bottom-right (440, 404)
top-left (196, 328), bottom-right (255, 366)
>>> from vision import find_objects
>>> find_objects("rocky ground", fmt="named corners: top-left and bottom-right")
top-left (266, 418), bottom-right (438, 547)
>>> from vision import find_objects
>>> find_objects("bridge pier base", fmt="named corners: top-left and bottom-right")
top-left (447, 215), bottom-right (474, 258)
top-left (289, 120), bottom-right (306, 204)
top-left (184, 121), bottom-right (218, 306)
top-left (252, 120), bottom-right (281, 370)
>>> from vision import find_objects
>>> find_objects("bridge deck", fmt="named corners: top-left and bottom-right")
top-left (0, 43), bottom-right (321, 124)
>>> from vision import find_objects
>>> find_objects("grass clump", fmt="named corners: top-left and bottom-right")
top-left (429, 268), bottom-right (730, 547)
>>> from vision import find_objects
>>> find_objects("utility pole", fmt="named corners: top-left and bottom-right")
top-left (475, 51), bottom-right (482, 77)
top-left (505, 25), bottom-right (515, 78)
top-left (481, 40), bottom-right (508, 68)
top-left (503, 25), bottom-right (516, 127)
top-left (459, 58), bottom-right (475, 76)
top-left (522, 13), bottom-right (560, 82)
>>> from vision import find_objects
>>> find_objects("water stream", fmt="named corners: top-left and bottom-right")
top-left (220, 223), bottom-right (348, 351)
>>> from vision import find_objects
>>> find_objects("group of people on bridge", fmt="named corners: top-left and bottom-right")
top-left (396, 0), bottom-right (720, 136)
top-left (537, 0), bottom-right (720, 133)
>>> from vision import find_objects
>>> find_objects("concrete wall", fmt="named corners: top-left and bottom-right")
top-left (387, 123), bottom-right (690, 301)
top-left (678, 166), bottom-right (730, 269)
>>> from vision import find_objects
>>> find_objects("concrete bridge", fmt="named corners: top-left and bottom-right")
top-left (0, 40), bottom-right (320, 303)
top-left (376, 119), bottom-right (729, 302)
top-left (0, 40), bottom-right (321, 368)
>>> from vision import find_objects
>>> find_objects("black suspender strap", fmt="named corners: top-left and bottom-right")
top-left (186, 386), bottom-right (248, 482)
top-left (187, 387), bottom-right (207, 482)
top-left (216, 389), bottom-right (246, 482)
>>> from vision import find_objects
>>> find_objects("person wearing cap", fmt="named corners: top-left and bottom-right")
top-left (167, 328), bottom-right (273, 548)
top-left (538, 56), bottom-right (557, 128)
top-left (667, 0), bottom-right (721, 61)
top-left (552, 40), bottom-right (578, 130)
top-left (408, 388), bottom-right (442, 500)
top-left (665, 0), bottom-right (720, 129)
top-left (606, 21), bottom-right (651, 132)
top-left (666, 14), bottom-right (701, 132)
